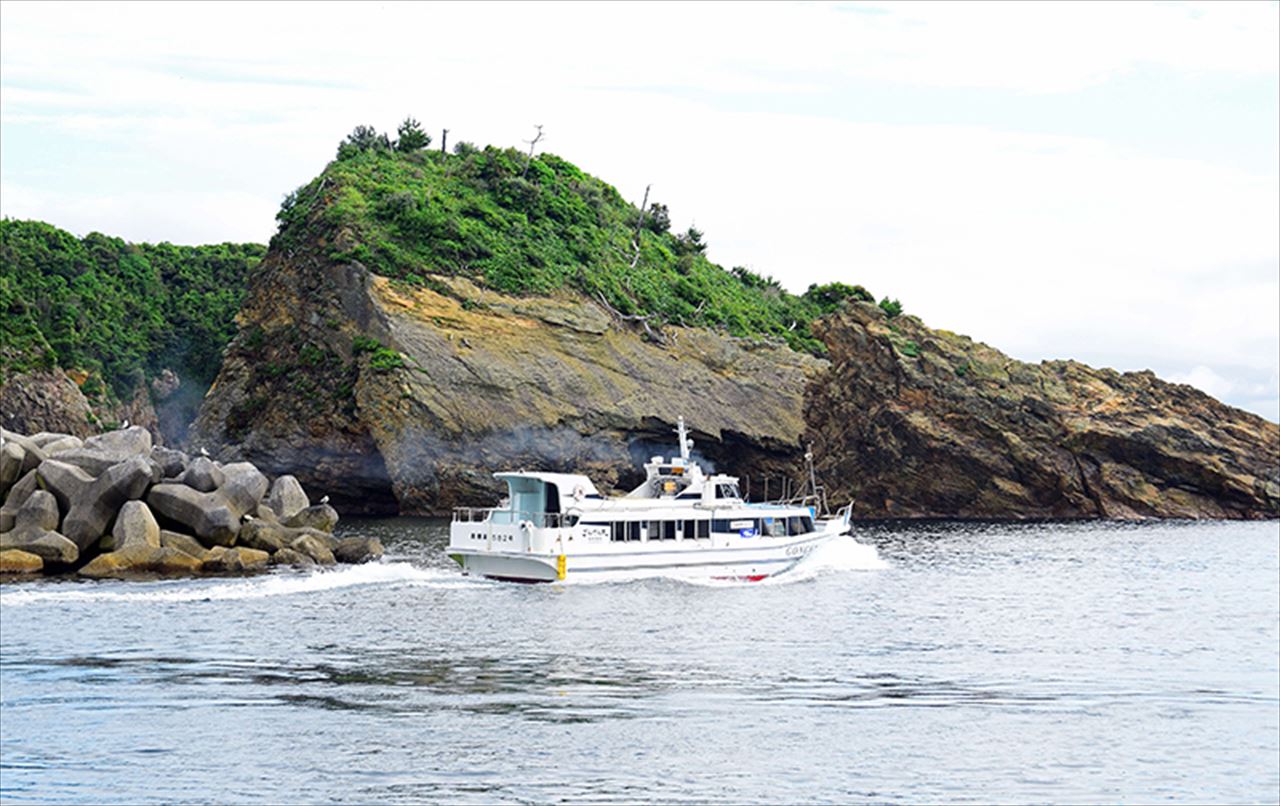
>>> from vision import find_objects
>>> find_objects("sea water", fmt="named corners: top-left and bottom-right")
top-left (1, 519), bottom-right (1276, 803)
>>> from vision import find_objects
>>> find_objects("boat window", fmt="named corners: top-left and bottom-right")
top-left (787, 516), bottom-right (812, 535)
top-left (712, 518), bottom-right (759, 536)
top-left (676, 491), bottom-right (701, 500)
top-left (682, 519), bottom-right (711, 540)
top-left (763, 517), bottom-right (786, 537)
top-left (715, 483), bottom-right (742, 500)
top-left (545, 483), bottom-right (561, 514)
top-left (661, 521), bottom-right (677, 540)
top-left (630, 521), bottom-right (643, 542)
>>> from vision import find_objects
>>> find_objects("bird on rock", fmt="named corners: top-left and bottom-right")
top-left (199, 447), bottom-right (209, 457)
top-left (320, 495), bottom-right (330, 504)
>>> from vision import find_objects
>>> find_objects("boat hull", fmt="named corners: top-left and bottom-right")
top-left (449, 529), bottom-right (841, 583)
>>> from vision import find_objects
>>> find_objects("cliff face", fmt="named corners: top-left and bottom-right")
top-left (191, 247), bottom-right (822, 514)
top-left (0, 369), bottom-right (97, 438)
top-left (805, 302), bottom-right (1280, 519)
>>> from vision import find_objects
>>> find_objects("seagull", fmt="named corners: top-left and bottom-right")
top-left (199, 447), bottom-right (209, 457)
top-left (242, 512), bottom-right (253, 522)
top-left (120, 419), bottom-right (130, 429)
top-left (320, 495), bottom-right (330, 504)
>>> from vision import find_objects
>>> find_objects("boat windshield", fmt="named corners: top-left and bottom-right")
top-left (715, 482), bottom-right (741, 500)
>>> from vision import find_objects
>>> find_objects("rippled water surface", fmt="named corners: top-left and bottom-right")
top-left (2, 519), bottom-right (1277, 804)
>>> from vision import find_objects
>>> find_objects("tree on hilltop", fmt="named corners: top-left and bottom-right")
top-left (396, 117), bottom-right (432, 152)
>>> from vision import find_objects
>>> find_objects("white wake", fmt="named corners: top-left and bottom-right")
top-left (0, 562), bottom-right (472, 606)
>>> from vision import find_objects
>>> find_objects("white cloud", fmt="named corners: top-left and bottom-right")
top-left (1168, 365), bottom-right (1236, 400)
top-left (1, 1), bottom-right (1277, 420)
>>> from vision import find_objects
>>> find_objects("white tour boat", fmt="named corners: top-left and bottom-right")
top-left (448, 418), bottom-right (853, 582)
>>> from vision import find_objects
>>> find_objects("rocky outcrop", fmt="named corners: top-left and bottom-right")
top-left (0, 369), bottom-right (96, 438)
top-left (191, 251), bottom-right (823, 514)
top-left (0, 426), bottom-right (384, 579)
top-left (0, 368), bottom-right (171, 445)
top-left (805, 302), bottom-right (1280, 519)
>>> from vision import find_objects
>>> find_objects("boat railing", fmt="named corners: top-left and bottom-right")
top-left (451, 508), bottom-right (573, 529)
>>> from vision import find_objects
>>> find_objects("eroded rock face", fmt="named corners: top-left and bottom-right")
top-left (0, 370), bottom-right (96, 439)
top-left (805, 302), bottom-right (1280, 519)
top-left (190, 253), bottom-right (823, 514)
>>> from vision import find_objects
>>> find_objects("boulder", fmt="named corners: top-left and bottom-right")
top-left (237, 519), bottom-right (287, 553)
top-left (1, 470), bottom-right (40, 533)
top-left (254, 503), bottom-right (280, 523)
top-left (79, 544), bottom-right (203, 579)
top-left (39, 436), bottom-right (83, 456)
top-left (220, 463), bottom-right (269, 512)
top-left (289, 533), bottom-right (336, 565)
top-left (0, 491), bottom-right (78, 565)
top-left (0, 549), bottom-right (43, 574)
top-left (1, 430), bottom-right (46, 475)
top-left (151, 447), bottom-right (189, 479)
top-left (180, 457), bottom-right (225, 493)
top-left (159, 530), bottom-right (209, 559)
top-left (49, 448), bottom-right (127, 477)
top-left (34, 460), bottom-right (94, 515)
top-left (270, 547), bottom-right (315, 567)
top-left (265, 475), bottom-right (309, 520)
top-left (284, 504), bottom-right (339, 534)
top-left (1, 440), bottom-right (24, 494)
top-left (296, 527), bottom-right (338, 551)
top-left (83, 426), bottom-right (152, 457)
top-left (29, 432), bottom-right (76, 448)
top-left (146, 483), bottom-right (239, 547)
top-left (104, 500), bottom-right (161, 551)
top-left (202, 545), bottom-right (270, 573)
top-left (51, 427), bottom-right (156, 478)
top-left (334, 536), bottom-right (383, 564)
top-left (15, 489), bottom-right (58, 531)
top-left (51, 456), bottom-right (154, 552)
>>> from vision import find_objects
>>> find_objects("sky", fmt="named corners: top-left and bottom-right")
top-left (2, 1), bottom-right (1277, 420)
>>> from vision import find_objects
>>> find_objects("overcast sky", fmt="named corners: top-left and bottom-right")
top-left (2, 1), bottom-right (1277, 420)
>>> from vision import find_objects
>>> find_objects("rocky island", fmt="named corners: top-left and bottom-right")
top-left (3, 121), bottom-right (1277, 531)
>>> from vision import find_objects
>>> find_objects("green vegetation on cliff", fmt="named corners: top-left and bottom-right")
top-left (0, 219), bottom-right (265, 399)
top-left (275, 124), bottom-right (877, 354)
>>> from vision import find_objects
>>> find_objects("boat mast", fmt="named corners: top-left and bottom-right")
top-left (675, 417), bottom-right (692, 463)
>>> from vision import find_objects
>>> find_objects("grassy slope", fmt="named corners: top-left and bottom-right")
top-left (0, 219), bottom-right (265, 402)
top-left (274, 141), bottom-right (873, 355)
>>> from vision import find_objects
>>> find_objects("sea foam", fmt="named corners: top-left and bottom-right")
top-left (0, 562), bottom-right (472, 607)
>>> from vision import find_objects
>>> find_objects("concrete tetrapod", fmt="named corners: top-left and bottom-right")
top-left (39, 456), bottom-right (153, 553)
top-left (0, 490), bottom-right (78, 565)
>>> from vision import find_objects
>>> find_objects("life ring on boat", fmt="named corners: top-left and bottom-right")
top-left (572, 484), bottom-right (586, 502)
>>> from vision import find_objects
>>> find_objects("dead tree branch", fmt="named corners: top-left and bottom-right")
top-left (629, 184), bottom-right (651, 268)
top-left (594, 291), bottom-right (669, 346)
top-left (521, 124), bottom-right (544, 178)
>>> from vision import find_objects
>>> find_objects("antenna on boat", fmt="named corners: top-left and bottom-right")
top-left (675, 417), bottom-right (692, 462)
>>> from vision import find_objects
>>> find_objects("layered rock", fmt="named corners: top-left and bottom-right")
top-left (805, 302), bottom-right (1280, 519)
top-left (191, 256), bottom-right (823, 514)
top-left (0, 369), bottom-right (96, 439)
